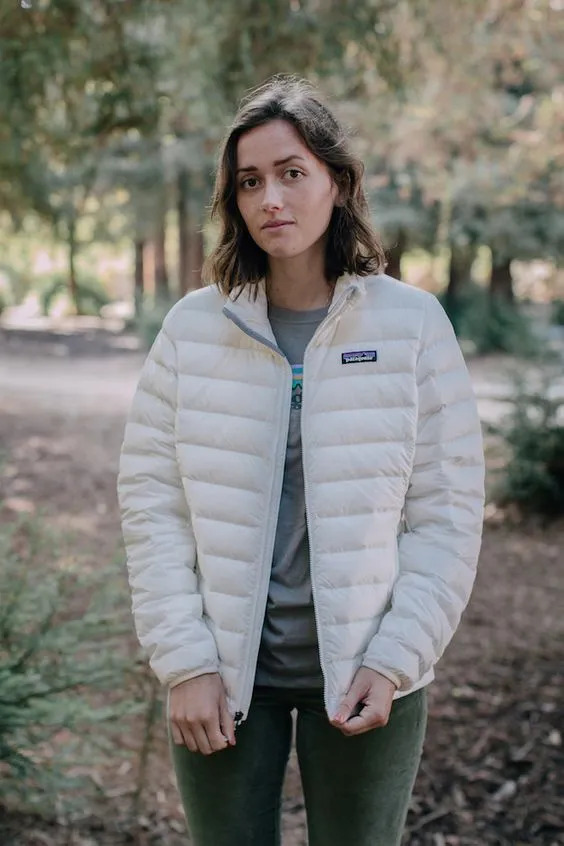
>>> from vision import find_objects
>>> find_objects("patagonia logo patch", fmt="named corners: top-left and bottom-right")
top-left (341, 350), bottom-right (378, 365)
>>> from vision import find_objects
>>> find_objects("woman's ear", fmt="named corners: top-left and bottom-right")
top-left (331, 181), bottom-right (346, 208)
top-left (331, 172), bottom-right (349, 208)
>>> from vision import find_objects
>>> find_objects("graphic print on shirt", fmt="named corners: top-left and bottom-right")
top-left (291, 365), bottom-right (303, 410)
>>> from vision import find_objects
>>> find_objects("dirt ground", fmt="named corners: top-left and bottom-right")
top-left (0, 325), bottom-right (563, 846)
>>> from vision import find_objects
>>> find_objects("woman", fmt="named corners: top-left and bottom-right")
top-left (118, 76), bottom-right (484, 846)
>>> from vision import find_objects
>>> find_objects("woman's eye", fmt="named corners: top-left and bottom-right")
top-left (286, 169), bottom-right (303, 180)
top-left (241, 177), bottom-right (259, 189)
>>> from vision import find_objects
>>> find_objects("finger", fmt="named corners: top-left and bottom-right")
top-left (203, 713), bottom-right (230, 753)
top-left (170, 721), bottom-right (184, 745)
top-left (204, 720), bottom-right (229, 753)
top-left (171, 719), bottom-right (198, 752)
top-left (219, 698), bottom-right (236, 746)
top-left (192, 724), bottom-right (214, 756)
top-left (331, 698), bottom-right (357, 725)
top-left (339, 715), bottom-right (370, 736)
top-left (331, 687), bottom-right (366, 726)
top-left (179, 724), bottom-right (198, 752)
top-left (207, 727), bottom-right (229, 753)
top-left (339, 705), bottom-right (388, 736)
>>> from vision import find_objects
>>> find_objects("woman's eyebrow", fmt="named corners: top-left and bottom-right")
top-left (236, 154), bottom-right (306, 175)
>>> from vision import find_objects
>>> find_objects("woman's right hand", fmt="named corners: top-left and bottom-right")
top-left (169, 673), bottom-right (236, 755)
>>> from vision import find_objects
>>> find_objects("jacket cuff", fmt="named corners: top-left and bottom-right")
top-left (167, 665), bottom-right (220, 690)
top-left (360, 661), bottom-right (404, 691)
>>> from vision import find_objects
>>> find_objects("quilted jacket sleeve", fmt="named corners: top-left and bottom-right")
top-left (118, 323), bottom-right (220, 688)
top-left (362, 293), bottom-right (485, 691)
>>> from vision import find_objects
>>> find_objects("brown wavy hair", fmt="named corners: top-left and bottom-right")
top-left (204, 76), bottom-right (386, 296)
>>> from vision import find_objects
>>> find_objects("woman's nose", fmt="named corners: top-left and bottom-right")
top-left (260, 179), bottom-right (283, 211)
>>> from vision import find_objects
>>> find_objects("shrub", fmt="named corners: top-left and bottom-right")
top-left (135, 295), bottom-right (175, 349)
top-left (551, 299), bottom-right (564, 326)
top-left (440, 283), bottom-right (541, 356)
top-left (0, 516), bottom-right (139, 813)
top-left (0, 264), bottom-right (27, 307)
top-left (39, 274), bottom-right (111, 317)
top-left (489, 370), bottom-right (564, 517)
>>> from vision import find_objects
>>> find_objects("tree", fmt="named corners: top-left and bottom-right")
top-left (0, 0), bottom-right (159, 310)
top-left (2, 0), bottom-right (562, 318)
top-left (368, 164), bottom-right (440, 279)
top-left (353, 0), bottom-right (562, 292)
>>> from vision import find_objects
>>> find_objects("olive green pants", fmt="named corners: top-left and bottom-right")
top-left (171, 685), bottom-right (427, 846)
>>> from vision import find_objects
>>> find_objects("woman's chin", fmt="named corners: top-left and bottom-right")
top-left (260, 240), bottom-right (308, 260)
top-left (262, 246), bottom-right (296, 260)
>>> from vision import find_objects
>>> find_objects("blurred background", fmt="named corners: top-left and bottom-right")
top-left (0, 1), bottom-right (563, 844)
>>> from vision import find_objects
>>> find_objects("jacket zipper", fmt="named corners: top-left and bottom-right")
top-left (225, 283), bottom-right (358, 721)
top-left (301, 287), bottom-right (359, 714)
top-left (225, 336), bottom-right (292, 723)
top-left (239, 351), bottom-right (292, 721)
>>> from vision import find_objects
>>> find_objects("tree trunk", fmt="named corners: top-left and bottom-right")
top-left (177, 169), bottom-right (190, 296)
top-left (385, 231), bottom-right (405, 280)
top-left (489, 251), bottom-right (513, 302)
top-left (445, 243), bottom-right (475, 332)
top-left (187, 224), bottom-right (204, 291)
top-left (134, 239), bottom-right (145, 317)
top-left (154, 207), bottom-right (169, 301)
top-left (178, 169), bottom-right (205, 293)
top-left (68, 219), bottom-right (80, 315)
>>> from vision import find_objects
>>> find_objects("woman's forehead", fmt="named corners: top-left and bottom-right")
top-left (236, 119), bottom-right (314, 170)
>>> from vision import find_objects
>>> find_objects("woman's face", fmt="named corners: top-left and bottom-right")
top-left (235, 119), bottom-right (338, 264)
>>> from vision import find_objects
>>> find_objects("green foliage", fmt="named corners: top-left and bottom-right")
top-left (462, 298), bottom-right (539, 357)
top-left (369, 165), bottom-right (440, 255)
top-left (1, 0), bottom-right (563, 311)
top-left (38, 273), bottom-right (111, 317)
top-left (490, 372), bottom-right (564, 517)
top-left (135, 295), bottom-right (176, 349)
top-left (442, 283), bottom-right (540, 356)
top-left (0, 516), bottom-right (137, 811)
top-left (551, 299), bottom-right (564, 327)
top-left (0, 263), bottom-right (28, 306)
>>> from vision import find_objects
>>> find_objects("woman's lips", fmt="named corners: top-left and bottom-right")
top-left (261, 221), bottom-right (294, 230)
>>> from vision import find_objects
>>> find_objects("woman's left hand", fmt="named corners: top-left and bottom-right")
top-left (330, 667), bottom-right (397, 736)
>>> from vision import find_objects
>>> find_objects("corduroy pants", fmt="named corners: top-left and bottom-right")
top-left (170, 685), bottom-right (427, 846)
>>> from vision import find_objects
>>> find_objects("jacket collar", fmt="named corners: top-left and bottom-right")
top-left (222, 274), bottom-right (364, 350)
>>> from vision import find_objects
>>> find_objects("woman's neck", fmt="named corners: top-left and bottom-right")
top-left (266, 252), bottom-right (333, 311)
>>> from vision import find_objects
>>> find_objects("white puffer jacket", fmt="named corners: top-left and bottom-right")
top-left (118, 273), bottom-right (484, 722)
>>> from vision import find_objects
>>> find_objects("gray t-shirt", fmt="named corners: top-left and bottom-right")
top-left (255, 303), bottom-right (328, 688)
